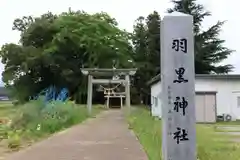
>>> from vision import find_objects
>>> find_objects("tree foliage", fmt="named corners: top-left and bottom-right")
top-left (0, 10), bottom-right (133, 102)
top-left (168, 0), bottom-right (234, 74)
top-left (132, 11), bottom-right (161, 104)
top-left (130, 0), bottom-right (233, 104)
top-left (0, 1), bottom-right (235, 104)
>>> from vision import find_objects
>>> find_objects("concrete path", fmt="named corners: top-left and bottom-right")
top-left (3, 110), bottom-right (148, 160)
top-left (216, 126), bottom-right (240, 132)
top-left (215, 126), bottom-right (240, 143)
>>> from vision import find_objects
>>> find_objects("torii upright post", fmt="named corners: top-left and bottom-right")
top-left (87, 74), bottom-right (93, 115)
top-left (81, 68), bottom-right (137, 115)
top-left (161, 12), bottom-right (196, 160)
top-left (125, 74), bottom-right (131, 111)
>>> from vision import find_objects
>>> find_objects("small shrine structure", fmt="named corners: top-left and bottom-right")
top-left (81, 68), bottom-right (137, 114)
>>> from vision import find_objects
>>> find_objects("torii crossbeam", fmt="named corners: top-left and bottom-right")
top-left (81, 68), bottom-right (137, 114)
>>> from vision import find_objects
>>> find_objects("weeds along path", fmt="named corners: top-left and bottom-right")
top-left (0, 102), bottom-right (103, 159)
top-left (4, 110), bottom-right (148, 160)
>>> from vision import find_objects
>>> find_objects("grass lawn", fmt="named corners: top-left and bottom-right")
top-left (127, 107), bottom-right (240, 160)
top-left (0, 101), bottom-right (17, 117)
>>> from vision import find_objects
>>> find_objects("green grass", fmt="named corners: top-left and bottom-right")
top-left (0, 101), bottom-right (17, 117)
top-left (127, 107), bottom-right (240, 160)
top-left (0, 99), bottom-right (105, 151)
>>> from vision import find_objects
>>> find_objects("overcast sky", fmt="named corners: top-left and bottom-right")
top-left (0, 0), bottom-right (239, 85)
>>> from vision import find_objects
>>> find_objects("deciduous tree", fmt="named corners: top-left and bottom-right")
top-left (0, 10), bottom-right (133, 102)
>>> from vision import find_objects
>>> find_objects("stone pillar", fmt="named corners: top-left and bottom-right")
top-left (161, 12), bottom-right (196, 160)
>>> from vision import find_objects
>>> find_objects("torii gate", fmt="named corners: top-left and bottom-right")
top-left (81, 68), bottom-right (137, 114)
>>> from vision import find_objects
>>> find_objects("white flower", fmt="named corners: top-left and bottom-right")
top-left (36, 124), bottom-right (41, 131)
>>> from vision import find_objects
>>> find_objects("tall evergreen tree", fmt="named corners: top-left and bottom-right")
top-left (132, 16), bottom-right (149, 103)
top-left (168, 0), bottom-right (234, 74)
top-left (146, 11), bottom-right (161, 75)
top-left (132, 11), bottom-right (161, 104)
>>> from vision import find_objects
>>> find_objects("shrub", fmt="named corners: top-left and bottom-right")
top-left (11, 98), bottom-right (45, 129)
top-left (5, 98), bottom-right (103, 149)
top-left (39, 101), bottom-right (88, 133)
top-left (12, 99), bottom-right (90, 133)
top-left (0, 124), bottom-right (9, 140)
